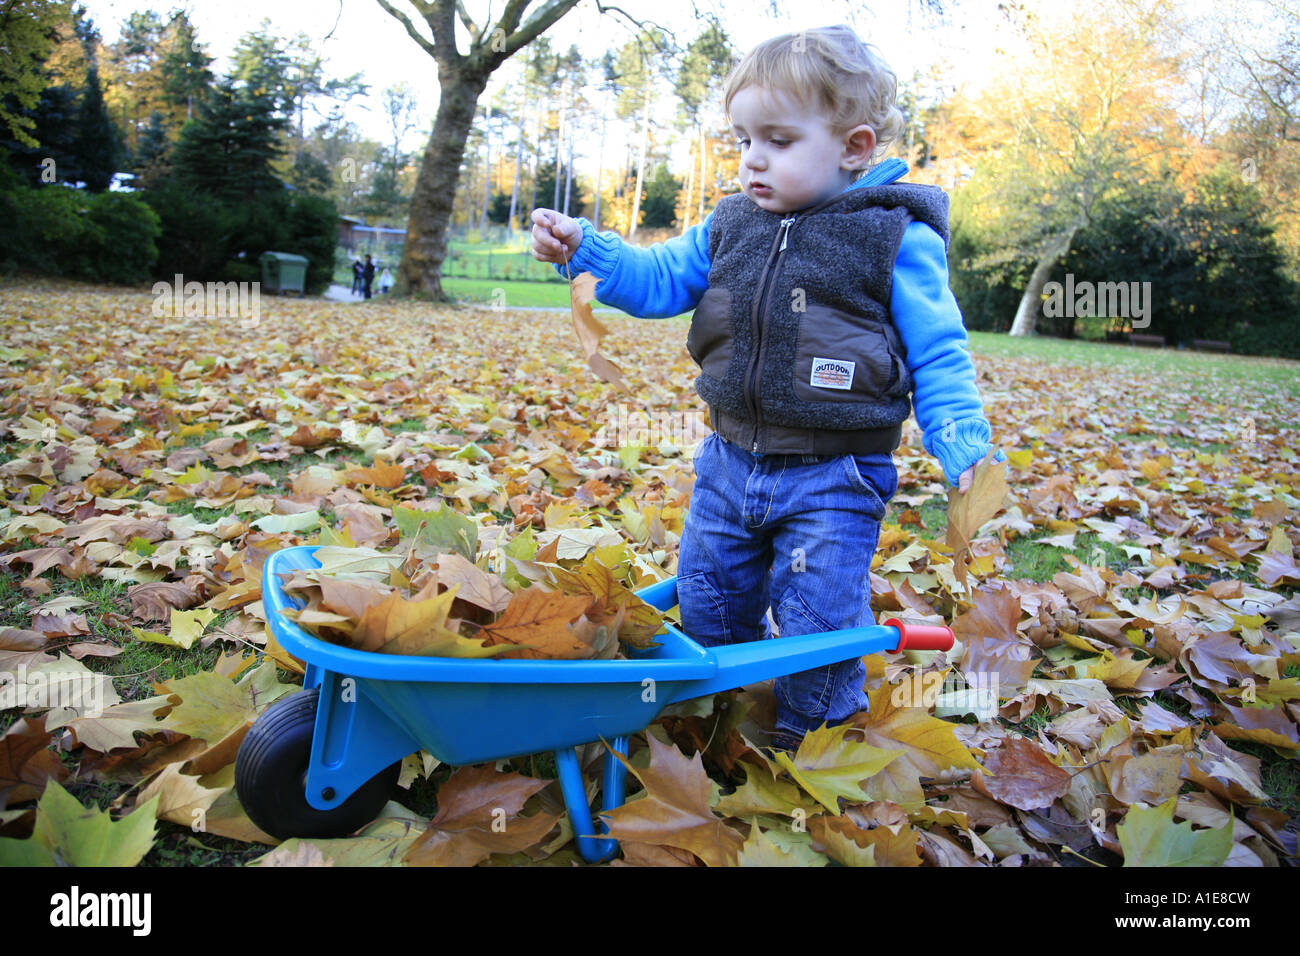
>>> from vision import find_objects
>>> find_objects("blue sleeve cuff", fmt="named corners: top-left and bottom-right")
top-left (923, 417), bottom-right (1004, 486)
top-left (549, 213), bottom-right (713, 317)
top-left (550, 218), bottom-right (621, 281)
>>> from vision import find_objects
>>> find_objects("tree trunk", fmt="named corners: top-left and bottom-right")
top-left (552, 108), bottom-right (562, 210)
top-left (1008, 227), bottom-right (1080, 336)
top-left (593, 111), bottom-right (605, 230)
top-left (479, 107), bottom-right (491, 232)
top-left (681, 137), bottom-right (694, 231)
top-left (395, 67), bottom-right (488, 301)
top-left (508, 88), bottom-right (522, 231)
top-left (529, 108), bottom-right (539, 222)
top-left (698, 121), bottom-right (706, 224)
top-left (628, 91), bottom-right (649, 241)
top-left (563, 128), bottom-right (573, 216)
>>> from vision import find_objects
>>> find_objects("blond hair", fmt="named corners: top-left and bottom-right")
top-left (723, 26), bottom-right (905, 172)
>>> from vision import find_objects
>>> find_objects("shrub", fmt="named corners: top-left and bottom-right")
top-left (0, 170), bottom-right (159, 284)
top-left (77, 192), bottom-right (161, 284)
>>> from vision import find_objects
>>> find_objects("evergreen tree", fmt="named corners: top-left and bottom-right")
top-left (170, 76), bottom-right (287, 203)
top-left (487, 190), bottom-right (513, 225)
top-left (363, 144), bottom-right (403, 223)
top-left (534, 158), bottom-right (585, 220)
top-left (640, 161), bottom-right (680, 228)
top-left (231, 22), bottom-right (294, 115)
top-left (3, 84), bottom-right (78, 185)
top-left (69, 12), bottom-right (119, 191)
top-left (290, 149), bottom-right (332, 196)
top-left (159, 11), bottom-right (212, 123)
top-left (132, 110), bottom-right (170, 187)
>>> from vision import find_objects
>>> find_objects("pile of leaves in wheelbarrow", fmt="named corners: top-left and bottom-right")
top-left (274, 533), bottom-right (665, 661)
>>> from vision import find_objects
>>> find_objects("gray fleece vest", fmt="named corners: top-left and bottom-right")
top-left (687, 183), bottom-right (951, 455)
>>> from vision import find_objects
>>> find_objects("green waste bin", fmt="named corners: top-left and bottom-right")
top-left (259, 251), bottom-right (310, 295)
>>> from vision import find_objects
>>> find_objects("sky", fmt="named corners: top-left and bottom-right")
top-left (73, 0), bottom-right (1267, 189)
top-left (76, 0), bottom-right (1009, 154)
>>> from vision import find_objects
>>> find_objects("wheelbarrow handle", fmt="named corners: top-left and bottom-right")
top-left (666, 621), bottom-right (952, 703)
top-left (883, 618), bottom-right (956, 652)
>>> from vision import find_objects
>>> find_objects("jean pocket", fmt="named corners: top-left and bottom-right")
top-left (691, 431), bottom-right (719, 470)
top-left (843, 454), bottom-right (897, 517)
top-left (675, 571), bottom-right (733, 647)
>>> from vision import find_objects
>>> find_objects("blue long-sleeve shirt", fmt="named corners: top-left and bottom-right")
top-left (552, 159), bottom-right (995, 485)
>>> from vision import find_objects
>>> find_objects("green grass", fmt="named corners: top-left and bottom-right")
top-left (439, 277), bottom-right (630, 312)
top-left (967, 331), bottom-right (1300, 396)
top-left (886, 495), bottom-right (1133, 583)
top-left (144, 829), bottom-right (270, 867)
top-left (1120, 432), bottom-right (1234, 454)
top-left (1222, 739), bottom-right (1300, 817)
top-left (160, 500), bottom-right (229, 523)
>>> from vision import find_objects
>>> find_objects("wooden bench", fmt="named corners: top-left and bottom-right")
top-left (1129, 333), bottom-right (1166, 348)
top-left (1192, 339), bottom-right (1231, 353)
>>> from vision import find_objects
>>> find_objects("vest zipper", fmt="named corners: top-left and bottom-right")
top-left (745, 215), bottom-right (797, 453)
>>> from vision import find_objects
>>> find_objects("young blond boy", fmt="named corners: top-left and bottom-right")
top-left (532, 26), bottom-right (998, 751)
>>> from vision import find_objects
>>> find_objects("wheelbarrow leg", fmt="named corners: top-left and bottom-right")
top-left (555, 736), bottom-right (628, 864)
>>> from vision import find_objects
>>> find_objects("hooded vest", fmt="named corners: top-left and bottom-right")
top-left (687, 183), bottom-right (951, 456)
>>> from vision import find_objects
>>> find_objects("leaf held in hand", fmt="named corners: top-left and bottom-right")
top-left (570, 272), bottom-right (627, 389)
top-left (947, 450), bottom-right (1009, 584)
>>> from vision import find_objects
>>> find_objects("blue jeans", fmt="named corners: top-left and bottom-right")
top-left (676, 432), bottom-right (899, 742)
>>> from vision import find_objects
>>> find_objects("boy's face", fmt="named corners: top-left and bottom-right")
top-left (730, 85), bottom-right (875, 214)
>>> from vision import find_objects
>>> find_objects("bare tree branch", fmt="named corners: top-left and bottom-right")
top-left (488, 0), bottom-right (582, 66)
top-left (375, 0), bottom-right (437, 58)
top-left (456, 0), bottom-right (482, 45)
top-left (497, 0), bottom-right (530, 35)
top-left (592, 1), bottom-right (675, 55)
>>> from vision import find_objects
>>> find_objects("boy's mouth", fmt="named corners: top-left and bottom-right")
top-left (750, 182), bottom-right (772, 195)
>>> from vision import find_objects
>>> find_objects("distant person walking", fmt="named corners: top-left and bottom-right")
top-left (378, 267), bottom-right (393, 294)
top-left (351, 258), bottom-right (363, 295)
top-left (362, 255), bottom-right (376, 300)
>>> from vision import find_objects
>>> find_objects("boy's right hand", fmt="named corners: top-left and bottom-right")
top-left (530, 208), bottom-right (582, 264)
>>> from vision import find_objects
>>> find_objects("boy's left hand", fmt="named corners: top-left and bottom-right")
top-left (956, 448), bottom-right (1006, 492)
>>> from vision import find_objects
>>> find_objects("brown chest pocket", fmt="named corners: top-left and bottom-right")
top-left (687, 286), bottom-right (734, 380)
top-left (791, 303), bottom-right (911, 403)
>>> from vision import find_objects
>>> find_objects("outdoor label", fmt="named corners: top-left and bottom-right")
top-left (809, 357), bottom-right (855, 390)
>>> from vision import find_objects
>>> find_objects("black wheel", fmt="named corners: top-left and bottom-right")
top-left (235, 688), bottom-right (401, 840)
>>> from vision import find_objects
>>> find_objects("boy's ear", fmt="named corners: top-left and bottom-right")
top-left (841, 124), bottom-right (877, 171)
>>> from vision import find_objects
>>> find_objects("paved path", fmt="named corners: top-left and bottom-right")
top-left (323, 283), bottom-right (365, 302)
top-left (319, 283), bottom-right (624, 313)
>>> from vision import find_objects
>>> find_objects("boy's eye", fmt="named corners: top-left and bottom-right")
top-left (770, 139), bottom-right (790, 147)
top-left (736, 138), bottom-right (750, 149)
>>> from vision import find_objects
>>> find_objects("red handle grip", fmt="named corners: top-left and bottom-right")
top-left (884, 618), bottom-right (954, 652)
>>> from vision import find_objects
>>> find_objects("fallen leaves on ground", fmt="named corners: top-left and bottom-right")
top-left (0, 280), bottom-right (1297, 866)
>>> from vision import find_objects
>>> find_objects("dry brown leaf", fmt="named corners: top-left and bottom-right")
top-left (601, 735), bottom-right (745, 866)
top-left (478, 586), bottom-right (595, 659)
top-left (970, 736), bottom-right (1072, 811)
top-left (569, 272), bottom-right (627, 389)
top-left (947, 450), bottom-right (1008, 584)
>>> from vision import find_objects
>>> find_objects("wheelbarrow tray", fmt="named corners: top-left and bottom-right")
top-left (263, 545), bottom-right (927, 767)
top-left (251, 545), bottom-right (951, 861)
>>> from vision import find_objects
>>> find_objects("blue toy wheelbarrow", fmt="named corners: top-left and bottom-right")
top-left (234, 545), bottom-right (954, 863)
